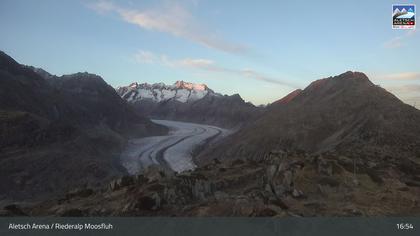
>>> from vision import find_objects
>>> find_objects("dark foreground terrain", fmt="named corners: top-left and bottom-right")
top-left (4, 150), bottom-right (420, 217)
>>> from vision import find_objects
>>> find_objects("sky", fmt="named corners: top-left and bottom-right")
top-left (0, 0), bottom-right (419, 106)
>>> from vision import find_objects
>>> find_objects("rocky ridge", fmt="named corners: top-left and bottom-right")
top-left (8, 150), bottom-right (420, 216)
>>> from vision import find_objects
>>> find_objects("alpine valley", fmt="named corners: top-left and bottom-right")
top-left (1, 51), bottom-right (420, 217)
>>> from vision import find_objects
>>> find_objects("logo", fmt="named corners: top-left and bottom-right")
top-left (393, 4), bottom-right (416, 29)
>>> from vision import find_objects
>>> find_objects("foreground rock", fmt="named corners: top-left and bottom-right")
top-left (15, 151), bottom-right (420, 217)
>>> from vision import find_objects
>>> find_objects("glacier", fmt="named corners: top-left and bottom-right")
top-left (120, 120), bottom-right (230, 174)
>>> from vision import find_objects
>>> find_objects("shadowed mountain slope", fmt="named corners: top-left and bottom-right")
top-left (198, 71), bottom-right (420, 164)
top-left (0, 51), bottom-right (166, 202)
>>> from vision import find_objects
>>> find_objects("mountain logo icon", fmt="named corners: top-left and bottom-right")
top-left (392, 4), bottom-right (416, 29)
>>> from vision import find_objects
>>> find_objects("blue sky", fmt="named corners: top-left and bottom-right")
top-left (0, 0), bottom-right (419, 105)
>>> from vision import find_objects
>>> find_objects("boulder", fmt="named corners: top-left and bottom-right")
top-left (317, 157), bottom-right (333, 176)
top-left (1, 204), bottom-right (27, 216)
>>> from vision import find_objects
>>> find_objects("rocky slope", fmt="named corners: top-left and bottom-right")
top-left (198, 71), bottom-right (420, 164)
top-left (116, 81), bottom-right (262, 128)
top-left (271, 89), bottom-right (302, 105)
top-left (7, 150), bottom-right (420, 216)
top-left (0, 51), bottom-right (166, 202)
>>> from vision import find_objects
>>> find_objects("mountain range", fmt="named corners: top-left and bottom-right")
top-left (117, 81), bottom-right (214, 103)
top-left (117, 81), bottom-right (262, 128)
top-left (9, 71), bottom-right (420, 217)
top-left (1, 51), bottom-right (420, 217)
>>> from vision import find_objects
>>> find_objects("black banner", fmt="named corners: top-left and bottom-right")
top-left (0, 217), bottom-right (419, 236)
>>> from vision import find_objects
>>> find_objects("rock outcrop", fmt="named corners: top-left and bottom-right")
top-left (20, 150), bottom-right (420, 217)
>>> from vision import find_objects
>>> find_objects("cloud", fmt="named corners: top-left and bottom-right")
top-left (386, 84), bottom-right (420, 94)
top-left (400, 96), bottom-right (420, 108)
top-left (383, 30), bottom-right (416, 48)
top-left (241, 69), bottom-right (298, 87)
top-left (403, 96), bottom-right (420, 106)
top-left (90, 1), bottom-right (247, 55)
top-left (134, 50), bottom-right (157, 63)
top-left (176, 58), bottom-right (215, 69)
top-left (383, 36), bottom-right (403, 48)
top-left (133, 50), bottom-right (297, 87)
top-left (385, 84), bottom-right (420, 107)
top-left (376, 72), bottom-right (420, 81)
top-left (401, 84), bottom-right (420, 93)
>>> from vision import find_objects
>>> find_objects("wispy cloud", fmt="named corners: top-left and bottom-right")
top-left (383, 30), bottom-right (416, 48)
top-left (241, 69), bottom-right (297, 87)
top-left (386, 84), bottom-right (420, 108)
top-left (176, 58), bottom-right (216, 70)
top-left (386, 84), bottom-right (420, 93)
top-left (376, 72), bottom-right (420, 81)
top-left (90, 1), bottom-right (248, 55)
top-left (134, 50), bottom-right (157, 63)
top-left (133, 50), bottom-right (297, 87)
top-left (403, 96), bottom-right (420, 107)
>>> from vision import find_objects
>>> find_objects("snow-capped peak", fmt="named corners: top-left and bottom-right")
top-left (116, 81), bottom-right (217, 103)
top-left (174, 81), bottom-right (208, 91)
top-left (393, 8), bottom-right (401, 16)
top-left (129, 82), bottom-right (138, 88)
